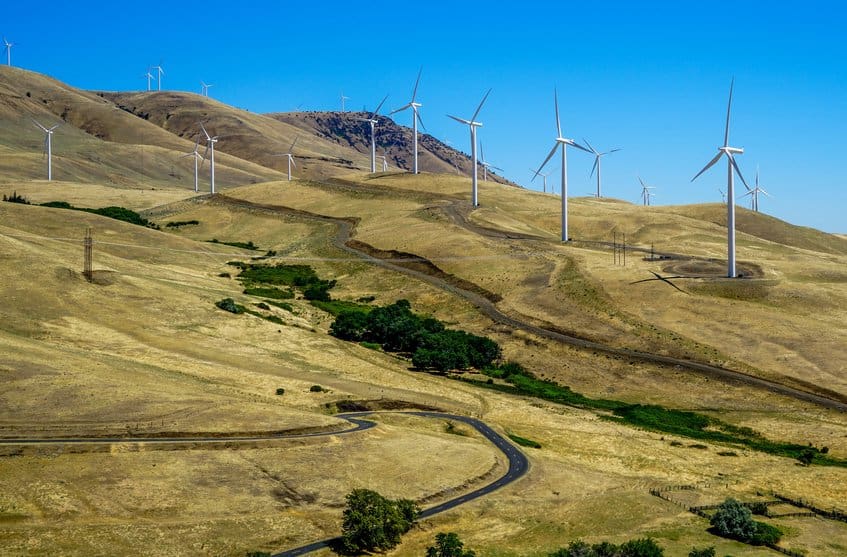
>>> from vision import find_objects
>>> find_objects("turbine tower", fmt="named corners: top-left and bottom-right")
top-left (200, 123), bottom-right (219, 194)
top-left (638, 177), bottom-right (655, 206)
top-left (390, 67), bottom-right (424, 174)
top-left (533, 88), bottom-right (591, 242)
top-left (357, 94), bottom-right (388, 173)
top-left (530, 168), bottom-right (550, 193)
top-left (32, 119), bottom-right (60, 181)
top-left (200, 81), bottom-right (214, 97)
top-left (181, 138), bottom-right (204, 193)
top-left (143, 67), bottom-right (154, 91)
top-left (447, 88), bottom-right (492, 207)
top-left (4, 37), bottom-right (14, 66)
top-left (273, 136), bottom-right (299, 181)
top-left (743, 167), bottom-right (771, 212)
top-left (584, 140), bottom-right (621, 198)
top-left (340, 92), bottom-right (350, 113)
top-left (479, 142), bottom-right (502, 182)
top-left (377, 155), bottom-right (388, 172)
top-left (153, 64), bottom-right (164, 91)
top-left (691, 79), bottom-right (749, 278)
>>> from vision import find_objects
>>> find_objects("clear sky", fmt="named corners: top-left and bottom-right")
top-left (4, 1), bottom-right (846, 231)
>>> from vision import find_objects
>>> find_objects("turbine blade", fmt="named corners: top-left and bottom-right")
top-left (608, 148), bottom-right (622, 154)
top-left (553, 88), bottom-right (562, 137)
top-left (447, 114), bottom-right (471, 125)
top-left (31, 118), bottom-right (48, 132)
top-left (534, 143), bottom-right (560, 179)
top-left (470, 88), bottom-right (492, 122)
top-left (371, 93), bottom-right (389, 118)
top-left (389, 103), bottom-right (412, 115)
top-left (568, 140), bottom-right (592, 153)
top-left (691, 152), bottom-right (723, 182)
top-left (728, 154), bottom-right (749, 190)
top-left (724, 77), bottom-right (734, 147)
top-left (582, 138), bottom-right (597, 154)
top-left (289, 135), bottom-right (299, 153)
top-left (48, 124), bottom-right (61, 131)
top-left (638, 176), bottom-right (646, 188)
top-left (199, 123), bottom-right (211, 140)
top-left (589, 157), bottom-right (599, 179)
top-left (411, 66), bottom-right (422, 102)
top-left (416, 110), bottom-right (427, 132)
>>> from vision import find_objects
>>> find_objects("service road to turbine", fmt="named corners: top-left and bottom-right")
top-left (0, 412), bottom-right (529, 557)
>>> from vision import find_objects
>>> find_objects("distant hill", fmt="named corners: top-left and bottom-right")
top-left (268, 111), bottom-right (519, 186)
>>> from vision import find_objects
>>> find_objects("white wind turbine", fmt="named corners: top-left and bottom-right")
top-left (182, 138), bottom-right (204, 192)
top-left (530, 168), bottom-right (551, 193)
top-left (377, 154), bottom-right (388, 172)
top-left (447, 88), bottom-right (492, 207)
top-left (143, 67), bottom-right (154, 91)
top-left (200, 81), bottom-right (214, 97)
top-left (743, 167), bottom-right (771, 212)
top-left (199, 123), bottom-right (219, 194)
top-left (478, 141), bottom-right (502, 182)
top-left (274, 136), bottom-right (298, 181)
top-left (4, 37), bottom-right (14, 66)
top-left (691, 79), bottom-right (749, 278)
top-left (719, 189), bottom-right (727, 204)
top-left (638, 177), bottom-right (655, 206)
top-left (533, 88), bottom-right (591, 242)
top-left (153, 63), bottom-right (164, 91)
top-left (340, 91), bottom-right (349, 113)
top-left (357, 94), bottom-right (388, 173)
top-left (390, 67), bottom-right (424, 174)
top-left (584, 140), bottom-right (621, 198)
top-left (32, 119), bottom-right (60, 181)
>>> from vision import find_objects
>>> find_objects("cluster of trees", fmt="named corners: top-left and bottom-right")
top-left (235, 263), bottom-right (337, 302)
top-left (426, 532), bottom-right (476, 557)
top-left (330, 299), bottom-right (501, 371)
top-left (548, 538), bottom-right (665, 556)
top-left (340, 489), bottom-right (419, 553)
top-left (709, 498), bottom-right (782, 546)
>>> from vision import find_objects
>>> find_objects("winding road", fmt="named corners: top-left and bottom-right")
top-left (0, 412), bottom-right (529, 557)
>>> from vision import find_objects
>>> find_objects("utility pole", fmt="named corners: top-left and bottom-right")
top-left (83, 228), bottom-right (93, 281)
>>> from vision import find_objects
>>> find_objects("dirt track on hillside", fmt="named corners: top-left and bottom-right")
top-left (211, 194), bottom-right (847, 413)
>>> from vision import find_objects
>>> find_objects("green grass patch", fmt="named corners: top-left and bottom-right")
top-left (264, 300), bottom-right (294, 312)
top-left (310, 299), bottom-right (373, 316)
top-left (360, 341), bottom-right (381, 351)
top-left (507, 433), bottom-right (541, 449)
top-left (243, 285), bottom-right (295, 299)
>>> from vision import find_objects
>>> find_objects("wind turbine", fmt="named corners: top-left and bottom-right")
top-left (533, 88), bottom-right (591, 242)
top-left (153, 63), bottom-right (164, 91)
top-left (199, 123), bottom-right (219, 194)
top-left (340, 91), bottom-right (349, 113)
top-left (3, 37), bottom-right (13, 66)
top-left (377, 154), bottom-right (388, 172)
top-left (719, 189), bottom-right (726, 204)
top-left (530, 168), bottom-right (550, 193)
top-left (200, 81), bottom-right (214, 97)
top-left (32, 119), bottom-right (60, 181)
top-left (691, 79), bottom-right (749, 278)
top-left (584, 140), bottom-right (621, 198)
top-left (743, 167), bottom-right (771, 212)
top-left (274, 136), bottom-right (298, 181)
top-left (638, 177), bottom-right (655, 206)
top-left (143, 67), bottom-right (154, 91)
top-left (390, 67), bottom-right (424, 174)
top-left (478, 141), bottom-right (502, 182)
top-left (357, 94), bottom-right (388, 173)
top-left (181, 138), bottom-right (204, 193)
top-left (447, 88), bottom-right (492, 207)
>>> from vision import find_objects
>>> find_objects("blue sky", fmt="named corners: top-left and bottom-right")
top-left (5, 1), bottom-right (846, 231)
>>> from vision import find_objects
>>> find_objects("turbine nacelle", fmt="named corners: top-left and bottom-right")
top-left (721, 146), bottom-right (744, 155)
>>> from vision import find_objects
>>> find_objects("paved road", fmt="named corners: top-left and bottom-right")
top-left (272, 411), bottom-right (529, 557)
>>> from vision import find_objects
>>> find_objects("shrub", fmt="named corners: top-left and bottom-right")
top-left (549, 538), bottom-right (664, 557)
top-left (749, 521), bottom-right (782, 545)
top-left (710, 498), bottom-right (757, 542)
top-left (309, 385), bottom-right (324, 393)
top-left (275, 388), bottom-right (285, 396)
top-left (215, 298), bottom-right (245, 314)
top-left (330, 310), bottom-right (370, 341)
top-left (797, 448), bottom-right (815, 466)
top-left (256, 302), bottom-right (271, 310)
top-left (303, 279), bottom-right (336, 301)
top-left (340, 489), bottom-right (419, 553)
top-left (2, 191), bottom-right (30, 204)
top-left (688, 548), bottom-right (715, 557)
top-left (243, 286), bottom-right (295, 299)
top-left (165, 219), bottom-right (199, 227)
top-left (426, 532), bottom-right (476, 557)
top-left (747, 501), bottom-right (769, 516)
top-left (218, 272), bottom-right (231, 278)
top-left (507, 433), bottom-right (541, 449)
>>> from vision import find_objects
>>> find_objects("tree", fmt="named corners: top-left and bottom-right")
top-left (330, 310), bottom-right (369, 341)
top-left (688, 547), bottom-right (715, 557)
top-left (426, 532), bottom-right (476, 557)
top-left (340, 489), bottom-right (419, 554)
top-left (618, 538), bottom-right (664, 557)
top-left (710, 498), bottom-right (757, 542)
top-left (797, 448), bottom-right (815, 466)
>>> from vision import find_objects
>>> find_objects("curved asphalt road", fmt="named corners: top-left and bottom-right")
top-left (272, 411), bottom-right (528, 557)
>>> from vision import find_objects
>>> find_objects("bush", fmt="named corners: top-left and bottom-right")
top-left (165, 219), bottom-right (199, 227)
top-left (340, 489), bottom-right (419, 553)
top-left (215, 298), bottom-right (245, 314)
top-left (549, 538), bottom-right (664, 557)
top-left (309, 385), bottom-right (324, 393)
top-left (426, 532), bottom-right (476, 557)
top-left (797, 448), bottom-right (815, 466)
top-left (749, 521), bottom-right (782, 545)
top-left (243, 286), bottom-right (295, 299)
top-left (330, 310), bottom-right (370, 341)
top-left (710, 498), bottom-right (757, 542)
top-left (507, 433), bottom-right (541, 449)
top-left (303, 279), bottom-right (336, 301)
top-left (747, 501), bottom-right (769, 516)
top-left (688, 548), bottom-right (715, 557)
top-left (2, 191), bottom-right (30, 204)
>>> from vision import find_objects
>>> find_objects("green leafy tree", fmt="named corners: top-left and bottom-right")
top-left (688, 547), bottom-right (715, 557)
top-left (618, 538), bottom-right (664, 556)
top-left (797, 448), bottom-right (815, 466)
top-left (340, 489), bottom-right (419, 553)
top-left (330, 310), bottom-right (370, 341)
top-left (426, 532), bottom-right (476, 557)
top-left (710, 498), bottom-right (757, 542)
